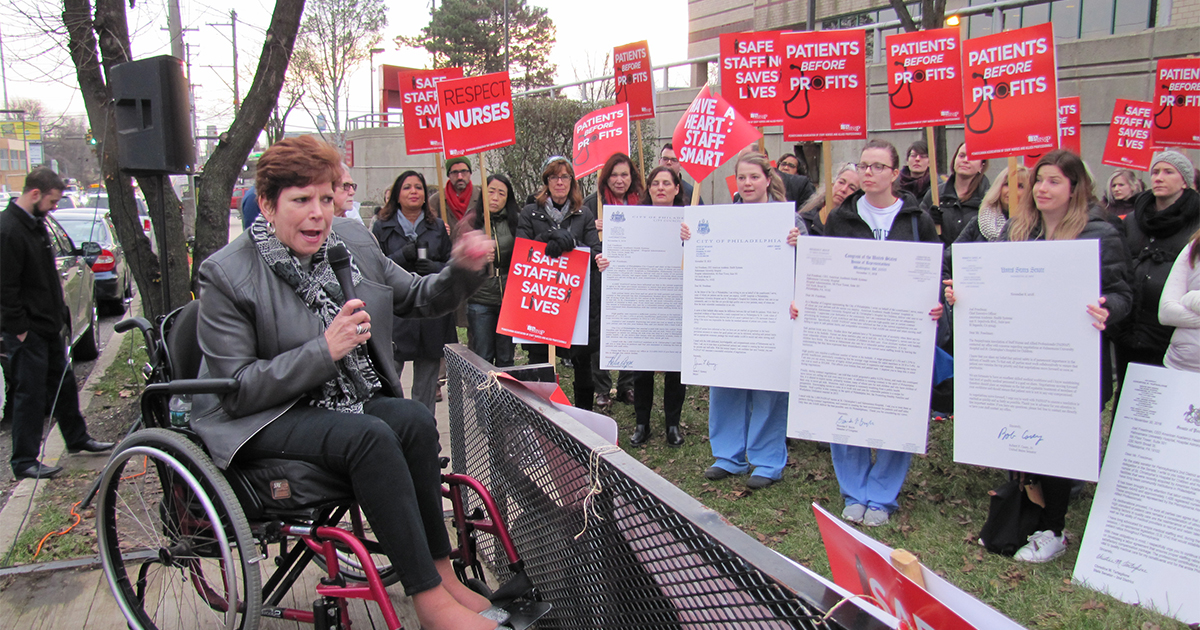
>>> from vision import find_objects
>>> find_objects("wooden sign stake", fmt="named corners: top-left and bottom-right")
top-left (434, 153), bottom-right (447, 222)
top-left (820, 141), bottom-right (834, 225)
top-left (597, 174), bottom-right (604, 243)
top-left (1007, 156), bottom-right (1020, 216)
top-left (478, 151), bottom-right (499, 278)
top-left (890, 549), bottom-right (927, 589)
top-left (925, 127), bottom-right (939, 202)
top-left (636, 119), bottom-right (645, 177)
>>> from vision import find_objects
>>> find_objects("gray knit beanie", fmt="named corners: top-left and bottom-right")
top-left (1151, 150), bottom-right (1195, 189)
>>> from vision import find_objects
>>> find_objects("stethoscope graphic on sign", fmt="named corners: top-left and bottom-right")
top-left (888, 61), bottom-right (922, 110)
top-left (574, 134), bottom-right (598, 166)
top-left (783, 64), bottom-right (825, 119)
top-left (965, 72), bottom-right (1011, 134)
top-left (1154, 83), bottom-right (1185, 130)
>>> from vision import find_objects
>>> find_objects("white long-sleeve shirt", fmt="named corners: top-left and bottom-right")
top-left (1158, 246), bottom-right (1200, 372)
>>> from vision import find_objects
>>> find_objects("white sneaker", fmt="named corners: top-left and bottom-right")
top-left (842, 504), bottom-right (867, 523)
top-left (863, 507), bottom-right (890, 527)
top-left (1013, 530), bottom-right (1067, 563)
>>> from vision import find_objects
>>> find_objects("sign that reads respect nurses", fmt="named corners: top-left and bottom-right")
top-left (720, 31), bottom-right (784, 126)
top-left (884, 27), bottom-right (964, 128)
top-left (614, 41), bottom-right (655, 121)
top-left (496, 238), bottom-right (591, 348)
top-left (780, 30), bottom-right (867, 141)
top-left (960, 23), bottom-right (1058, 160)
top-left (572, 103), bottom-right (630, 179)
top-left (670, 84), bottom-right (763, 184)
top-left (1102, 99), bottom-right (1155, 171)
top-left (397, 67), bottom-right (463, 155)
top-left (436, 72), bottom-right (516, 157)
top-left (1152, 58), bottom-right (1200, 149)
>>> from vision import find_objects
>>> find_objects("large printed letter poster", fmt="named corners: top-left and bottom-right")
top-left (436, 71), bottom-right (516, 157)
top-left (884, 27), bottom-right (964, 128)
top-left (396, 67), bottom-right (463, 155)
top-left (788, 238), bottom-right (941, 453)
top-left (781, 30), bottom-right (868, 141)
top-left (952, 240), bottom-right (1101, 481)
top-left (1153, 58), bottom-right (1200, 149)
top-left (960, 23), bottom-right (1058, 160)
top-left (720, 31), bottom-right (784, 126)
top-left (496, 237), bottom-right (591, 347)
top-left (1074, 364), bottom-right (1200, 626)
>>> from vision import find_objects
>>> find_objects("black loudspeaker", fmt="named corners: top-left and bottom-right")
top-left (109, 55), bottom-right (195, 174)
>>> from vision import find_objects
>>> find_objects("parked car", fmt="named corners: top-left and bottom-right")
top-left (52, 208), bottom-right (134, 314)
top-left (81, 192), bottom-right (157, 253)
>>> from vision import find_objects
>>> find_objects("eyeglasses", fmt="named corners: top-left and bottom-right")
top-left (342, 182), bottom-right (358, 192)
top-left (660, 156), bottom-right (679, 164)
top-left (856, 162), bottom-right (894, 175)
top-left (547, 174), bottom-right (572, 182)
top-left (448, 169), bottom-right (471, 177)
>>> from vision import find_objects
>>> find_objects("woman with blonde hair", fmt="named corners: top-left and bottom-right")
top-left (1102, 168), bottom-right (1144, 223)
top-left (797, 163), bottom-right (860, 236)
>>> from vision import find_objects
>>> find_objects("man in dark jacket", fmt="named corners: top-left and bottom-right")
top-left (1, 168), bottom-right (112, 479)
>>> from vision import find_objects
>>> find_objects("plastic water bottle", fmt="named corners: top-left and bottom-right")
top-left (168, 394), bottom-right (192, 428)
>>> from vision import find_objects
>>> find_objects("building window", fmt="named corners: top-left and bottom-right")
top-left (821, 3), bottom-right (921, 59)
top-left (0, 149), bottom-right (9, 171)
top-left (967, 0), bottom-right (1150, 39)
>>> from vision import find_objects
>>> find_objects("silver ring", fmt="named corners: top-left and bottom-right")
top-left (356, 324), bottom-right (366, 335)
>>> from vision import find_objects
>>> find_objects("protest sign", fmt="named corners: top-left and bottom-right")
top-left (720, 31), bottom-right (784, 126)
top-left (1024, 96), bottom-right (1080, 165)
top-left (671, 85), bottom-right (763, 185)
top-left (1152, 58), bottom-right (1200, 149)
top-left (960, 22), bottom-right (1058, 160)
top-left (614, 41), bottom-right (655, 121)
top-left (884, 27), bottom-right (964, 128)
top-left (396, 67), bottom-right (463, 155)
top-left (780, 30), bottom-right (867, 141)
top-left (436, 71), bottom-right (516, 157)
top-left (1102, 99), bottom-right (1155, 170)
top-left (572, 103), bottom-right (630, 179)
top-left (496, 238), bottom-right (591, 347)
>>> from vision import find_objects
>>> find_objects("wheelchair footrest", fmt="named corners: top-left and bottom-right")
top-left (496, 600), bottom-right (552, 630)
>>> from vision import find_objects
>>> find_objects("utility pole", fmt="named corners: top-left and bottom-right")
top-left (166, 0), bottom-right (184, 58)
top-left (208, 12), bottom-right (240, 117)
top-left (0, 25), bottom-right (9, 112)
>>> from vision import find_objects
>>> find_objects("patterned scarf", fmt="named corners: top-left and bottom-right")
top-left (249, 217), bottom-right (380, 413)
top-left (977, 203), bottom-right (1008, 242)
top-left (544, 199), bottom-right (570, 226)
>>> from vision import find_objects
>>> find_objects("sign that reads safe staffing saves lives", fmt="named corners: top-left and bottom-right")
top-left (780, 30), bottom-right (868, 141)
top-left (1153, 58), bottom-right (1200, 149)
top-left (436, 71), bottom-right (516, 157)
top-left (614, 41), bottom-right (655, 120)
top-left (960, 22), bottom-right (1058, 160)
top-left (1102, 99), bottom-right (1155, 171)
top-left (884, 27), bottom-right (964, 128)
top-left (396, 67), bottom-right (463, 155)
top-left (720, 31), bottom-right (784, 126)
top-left (670, 84), bottom-right (763, 184)
top-left (572, 103), bottom-right (630, 179)
top-left (496, 238), bottom-right (591, 348)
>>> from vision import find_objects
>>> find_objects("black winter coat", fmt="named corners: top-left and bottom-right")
top-left (921, 173), bottom-right (990, 246)
top-left (825, 191), bottom-right (940, 243)
top-left (520, 200), bottom-right (602, 341)
top-left (371, 210), bottom-right (457, 360)
top-left (0, 201), bottom-right (69, 337)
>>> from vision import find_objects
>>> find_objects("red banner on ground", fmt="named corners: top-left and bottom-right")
top-left (1152, 58), bottom-right (1200, 149)
top-left (1103, 99), bottom-right (1155, 170)
top-left (572, 103), bottom-right (630, 179)
top-left (720, 31), bottom-right (784, 126)
top-left (1024, 96), bottom-right (1081, 165)
top-left (780, 30), bottom-right (868, 141)
top-left (496, 238), bottom-right (590, 348)
top-left (436, 71), bottom-right (516, 157)
top-left (670, 84), bottom-right (763, 184)
top-left (960, 23), bottom-right (1058, 160)
top-left (885, 27), bottom-right (964, 128)
top-left (397, 67), bottom-right (463, 155)
top-left (614, 41), bottom-right (655, 121)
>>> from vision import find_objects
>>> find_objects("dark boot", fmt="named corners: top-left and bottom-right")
top-left (665, 425), bottom-right (684, 447)
top-left (630, 424), bottom-right (651, 446)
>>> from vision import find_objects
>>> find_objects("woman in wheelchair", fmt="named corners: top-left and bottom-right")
top-left (192, 136), bottom-right (499, 630)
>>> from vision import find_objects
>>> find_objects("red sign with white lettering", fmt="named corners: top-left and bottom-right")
top-left (1024, 97), bottom-right (1081, 166)
top-left (885, 27), bottom-right (964, 128)
top-left (496, 238), bottom-right (591, 348)
top-left (1152, 58), bottom-right (1200, 149)
top-left (671, 84), bottom-right (763, 184)
top-left (780, 30), bottom-right (868, 141)
top-left (572, 103), bottom-right (630, 179)
top-left (436, 71), bottom-right (516, 157)
top-left (397, 67), bottom-right (463, 155)
top-left (1102, 99), bottom-right (1155, 170)
top-left (720, 32), bottom-right (784, 126)
top-left (614, 41), bottom-right (655, 121)
top-left (960, 23), bottom-right (1058, 160)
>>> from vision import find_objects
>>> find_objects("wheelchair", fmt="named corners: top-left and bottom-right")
top-left (87, 301), bottom-right (548, 630)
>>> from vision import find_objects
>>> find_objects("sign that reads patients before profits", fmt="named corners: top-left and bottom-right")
top-left (720, 31), bottom-right (784, 126)
top-left (671, 84), bottom-right (763, 184)
top-left (436, 71), bottom-right (516, 157)
top-left (960, 22), bottom-right (1058, 160)
top-left (496, 238), bottom-right (592, 348)
top-left (397, 67), bottom-right (463, 155)
top-left (1102, 99), bottom-right (1155, 171)
top-left (884, 27), bottom-right (964, 128)
top-left (1024, 97), bottom-right (1081, 166)
top-left (572, 103), bottom-right (630, 179)
top-left (1152, 58), bottom-right (1200, 149)
top-left (614, 41), bottom-right (655, 120)
top-left (780, 29), bottom-right (868, 141)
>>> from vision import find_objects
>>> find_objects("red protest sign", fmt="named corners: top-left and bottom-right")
top-left (671, 84), bottom-right (763, 184)
top-left (780, 30), bottom-right (868, 141)
top-left (720, 31), bottom-right (784, 126)
top-left (1102, 99), bottom-right (1155, 170)
top-left (1152, 58), bottom-right (1200, 149)
top-left (885, 27), bottom-right (964, 128)
top-left (1023, 97), bottom-right (1081, 165)
top-left (496, 238), bottom-right (591, 348)
top-left (397, 67), bottom-right (463, 155)
top-left (614, 41), bottom-right (655, 121)
top-left (436, 71), bottom-right (516, 157)
top-left (961, 23), bottom-right (1058, 160)
top-left (572, 103), bottom-right (630, 179)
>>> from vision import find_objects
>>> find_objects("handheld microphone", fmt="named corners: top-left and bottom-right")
top-left (327, 244), bottom-right (360, 308)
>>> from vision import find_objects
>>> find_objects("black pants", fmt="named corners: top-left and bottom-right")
top-left (633, 371), bottom-right (685, 427)
top-left (525, 343), bottom-right (594, 410)
top-left (238, 396), bottom-right (449, 596)
top-left (1033, 475), bottom-right (1073, 536)
top-left (3, 331), bottom-right (90, 471)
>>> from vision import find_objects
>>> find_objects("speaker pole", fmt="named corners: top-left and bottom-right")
top-left (155, 174), bottom-right (173, 312)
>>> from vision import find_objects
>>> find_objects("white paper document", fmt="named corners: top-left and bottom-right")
top-left (600, 206), bottom-right (687, 372)
top-left (681, 203), bottom-right (794, 392)
top-left (787, 237), bottom-right (942, 453)
top-left (1074, 364), bottom-right (1200, 625)
top-left (952, 240), bottom-right (1101, 481)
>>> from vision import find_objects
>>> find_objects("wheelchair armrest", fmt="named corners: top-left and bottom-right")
top-left (144, 378), bottom-right (240, 396)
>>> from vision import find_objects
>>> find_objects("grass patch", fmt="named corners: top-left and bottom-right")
top-left (6, 470), bottom-right (97, 565)
top-left (86, 329), bottom-right (152, 406)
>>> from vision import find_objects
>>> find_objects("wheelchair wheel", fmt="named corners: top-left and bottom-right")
top-left (311, 504), bottom-right (401, 586)
top-left (97, 428), bottom-right (262, 630)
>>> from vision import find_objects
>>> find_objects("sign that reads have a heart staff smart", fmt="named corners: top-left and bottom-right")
top-left (436, 71), bottom-right (516, 157)
top-left (572, 103), bottom-right (630, 179)
top-left (670, 84), bottom-right (763, 184)
top-left (884, 27), bottom-right (964, 128)
top-left (397, 67), bottom-right (463, 155)
top-left (614, 41), bottom-right (655, 121)
top-left (960, 22), bottom-right (1058, 160)
top-left (780, 29), bottom-right (868, 141)
top-left (720, 31), bottom-right (784, 126)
